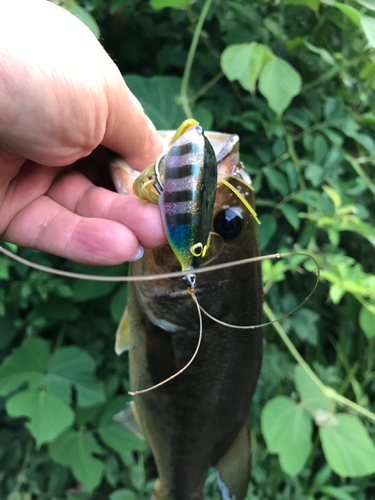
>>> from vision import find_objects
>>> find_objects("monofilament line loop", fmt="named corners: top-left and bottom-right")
top-left (128, 292), bottom-right (202, 395)
top-left (196, 252), bottom-right (320, 329)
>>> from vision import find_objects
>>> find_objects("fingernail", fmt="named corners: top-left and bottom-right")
top-left (129, 246), bottom-right (144, 261)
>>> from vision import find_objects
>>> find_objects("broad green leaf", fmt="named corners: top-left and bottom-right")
top-left (109, 490), bottom-right (137, 500)
top-left (259, 58), bottom-right (302, 116)
top-left (0, 316), bottom-right (17, 350)
top-left (281, 204), bottom-right (300, 230)
top-left (110, 284), bottom-right (128, 323)
top-left (320, 414), bottom-right (375, 477)
top-left (304, 42), bottom-right (336, 65)
top-left (305, 162), bottom-right (324, 187)
top-left (125, 75), bottom-right (185, 130)
top-left (264, 169), bottom-right (289, 196)
top-left (7, 493), bottom-right (32, 500)
top-left (68, 6), bottom-right (100, 38)
top-left (334, 4), bottom-right (362, 27)
top-left (290, 308), bottom-right (319, 345)
top-left (47, 347), bottom-right (106, 407)
top-left (314, 134), bottom-right (329, 163)
top-left (50, 430), bottom-right (104, 490)
top-left (0, 337), bottom-right (50, 396)
top-left (221, 44), bottom-right (273, 93)
top-left (258, 214), bottom-right (277, 250)
top-left (194, 108), bottom-right (213, 130)
top-left (261, 396), bottom-right (312, 475)
top-left (359, 306), bottom-right (375, 338)
top-left (361, 15), bottom-right (375, 47)
top-left (284, 0), bottom-right (320, 12)
top-left (72, 280), bottom-right (117, 302)
top-left (6, 388), bottom-right (74, 444)
top-left (319, 485), bottom-right (358, 500)
top-left (97, 398), bottom-right (148, 454)
top-left (294, 365), bottom-right (331, 414)
top-left (150, 0), bottom-right (189, 8)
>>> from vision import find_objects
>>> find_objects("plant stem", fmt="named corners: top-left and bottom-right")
top-left (190, 71), bottom-right (224, 103)
top-left (180, 0), bottom-right (214, 118)
top-left (285, 133), bottom-right (306, 189)
top-left (263, 302), bottom-right (375, 423)
top-left (345, 153), bottom-right (375, 198)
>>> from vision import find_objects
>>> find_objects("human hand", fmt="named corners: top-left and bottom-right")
top-left (0, 0), bottom-right (166, 266)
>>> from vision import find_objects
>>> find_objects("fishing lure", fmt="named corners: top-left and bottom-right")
top-left (134, 119), bottom-right (260, 292)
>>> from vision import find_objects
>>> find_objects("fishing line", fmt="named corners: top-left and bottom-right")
top-left (0, 242), bottom-right (320, 329)
top-left (0, 244), bottom-right (311, 284)
top-left (128, 291), bottom-right (203, 395)
top-left (195, 252), bottom-right (320, 329)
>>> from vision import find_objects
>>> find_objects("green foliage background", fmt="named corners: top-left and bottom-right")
top-left (1, 0), bottom-right (375, 498)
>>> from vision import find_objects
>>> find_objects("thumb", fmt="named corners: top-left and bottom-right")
top-left (102, 72), bottom-right (163, 171)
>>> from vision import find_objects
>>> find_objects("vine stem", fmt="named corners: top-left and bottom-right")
top-left (263, 302), bottom-right (375, 423)
top-left (345, 154), bottom-right (375, 198)
top-left (180, 0), bottom-right (214, 118)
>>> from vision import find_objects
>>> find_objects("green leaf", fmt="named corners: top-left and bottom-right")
top-left (294, 365), bottom-right (331, 415)
top-left (125, 75), bottom-right (185, 130)
top-left (359, 306), bottom-right (375, 338)
top-left (305, 162), bottom-right (324, 187)
top-left (284, 0), bottom-right (320, 12)
top-left (361, 15), bottom-right (375, 47)
top-left (0, 316), bottom-right (17, 350)
top-left (50, 429), bottom-right (104, 490)
top-left (97, 398), bottom-right (148, 454)
top-left (264, 169), bottom-right (289, 196)
top-left (68, 6), bottom-right (100, 38)
top-left (6, 388), bottom-right (74, 444)
top-left (259, 58), bottom-right (302, 116)
top-left (0, 337), bottom-right (50, 396)
top-left (109, 490), bottom-right (137, 500)
top-left (334, 3), bottom-right (362, 27)
top-left (261, 396), bottom-right (312, 476)
top-left (355, 0), bottom-right (375, 10)
top-left (221, 43), bottom-right (273, 93)
top-left (258, 214), bottom-right (277, 250)
top-left (281, 204), bottom-right (300, 230)
top-left (320, 414), bottom-right (375, 477)
top-left (47, 347), bottom-right (106, 407)
top-left (319, 485), bottom-right (358, 500)
top-left (72, 280), bottom-right (117, 302)
top-left (150, 0), bottom-right (190, 9)
top-left (110, 284), bottom-right (128, 323)
top-left (194, 108), bottom-right (213, 130)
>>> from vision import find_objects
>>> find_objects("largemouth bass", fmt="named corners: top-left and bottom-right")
top-left (110, 130), bottom-right (263, 500)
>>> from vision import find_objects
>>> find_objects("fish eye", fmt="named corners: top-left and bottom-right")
top-left (213, 207), bottom-right (243, 240)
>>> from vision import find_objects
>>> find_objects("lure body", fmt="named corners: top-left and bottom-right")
top-left (158, 125), bottom-right (217, 272)
top-left (111, 131), bottom-right (262, 500)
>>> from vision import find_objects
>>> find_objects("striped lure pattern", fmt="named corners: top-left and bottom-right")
top-left (158, 125), bottom-right (217, 271)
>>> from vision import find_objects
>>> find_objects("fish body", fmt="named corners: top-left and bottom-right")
top-left (111, 131), bottom-right (262, 500)
top-left (158, 125), bottom-right (217, 272)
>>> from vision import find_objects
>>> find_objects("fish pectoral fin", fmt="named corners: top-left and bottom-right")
top-left (115, 305), bottom-right (130, 355)
top-left (113, 401), bottom-right (145, 440)
top-left (215, 423), bottom-right (251, 500)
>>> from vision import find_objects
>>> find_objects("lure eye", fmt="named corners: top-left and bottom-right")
top-left (213, 208), bottom-right (243, 240)
top-left (190, 242), bottom-right (204, 257)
